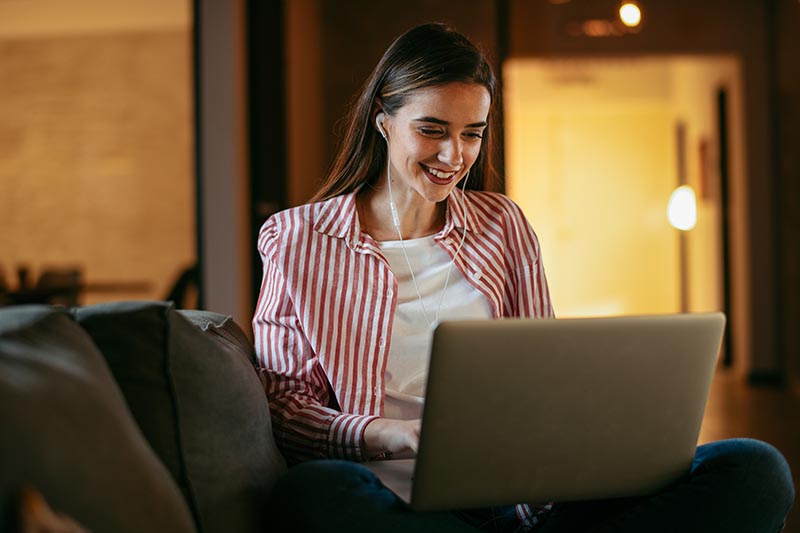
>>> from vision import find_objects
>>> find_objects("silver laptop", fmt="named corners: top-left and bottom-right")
top-left (365, 313), bottom-right (725, 511)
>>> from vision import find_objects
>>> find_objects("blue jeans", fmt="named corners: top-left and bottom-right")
top-left (265, 438), bottom-right (795, 532)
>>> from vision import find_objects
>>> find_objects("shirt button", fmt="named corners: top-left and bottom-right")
top-left (373, 386), bottom-right (379, 395)
top-left (471, 270), bottom-right (482, 280)
top-left (387, 289), bottom-right (394, 298)
top-left (378, 337), bottom-right (386, 347)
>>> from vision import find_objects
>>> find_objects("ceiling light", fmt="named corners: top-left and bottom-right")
top-left (619, 2), bottom-right (643, 27)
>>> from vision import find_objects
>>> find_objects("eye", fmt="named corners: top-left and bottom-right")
top-left (463, 130), bottom-right (484, 140)
top-left (418, 127), bottom-right (445, 137)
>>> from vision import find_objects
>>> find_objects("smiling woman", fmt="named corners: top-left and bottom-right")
top-left (254, 22), bottom-right (557, 528)
top-left (253, 22), bottom-right (794, 533)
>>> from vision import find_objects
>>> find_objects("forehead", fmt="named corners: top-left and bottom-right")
top-left (397, 82), bottom-right (491, 123)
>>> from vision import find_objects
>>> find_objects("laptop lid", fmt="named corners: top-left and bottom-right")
top-left (405, 313), bottom-right (725, 511)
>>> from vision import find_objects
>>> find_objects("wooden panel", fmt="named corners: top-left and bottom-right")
top-left (774, 0), bottom-right (800, 383)
top-left (0, 31), bottom-right (194, 304)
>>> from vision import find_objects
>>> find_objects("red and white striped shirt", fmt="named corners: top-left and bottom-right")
top-left (253, 188), bottom-right (553, 465)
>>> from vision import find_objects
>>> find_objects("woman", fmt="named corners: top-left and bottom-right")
top-left (254, 23), bottom-right (793, 532)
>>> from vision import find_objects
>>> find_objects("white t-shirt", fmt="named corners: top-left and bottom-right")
top-left (377, 235), bottom-right (493, 420)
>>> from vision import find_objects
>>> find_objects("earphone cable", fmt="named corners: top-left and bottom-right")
top-left (385, 144), bottom-right (470, 329)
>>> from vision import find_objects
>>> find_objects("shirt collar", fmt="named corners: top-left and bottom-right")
top-left (313, 192), bottom-right (360, 241)
top-left (443, 187), bottom-right (484, 235)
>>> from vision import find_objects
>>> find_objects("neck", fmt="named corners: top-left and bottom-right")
top-left (357, 184), bottom-right (445, 241)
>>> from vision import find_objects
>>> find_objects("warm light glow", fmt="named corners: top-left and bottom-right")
top-left (582, 19), bottom-right (613, 37)
top-left (667, 186), bottom-right (697, 231)
top-left (619, 3), bottom-right (642, 27)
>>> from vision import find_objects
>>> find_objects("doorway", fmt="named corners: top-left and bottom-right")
top-left (503, 56), bottom-right (742, 327)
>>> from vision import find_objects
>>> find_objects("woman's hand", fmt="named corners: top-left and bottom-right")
top-left (363, 418), bottom-right (421, 460)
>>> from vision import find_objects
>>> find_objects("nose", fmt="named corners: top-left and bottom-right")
top-left (438, 136), bottom-right (463, 169)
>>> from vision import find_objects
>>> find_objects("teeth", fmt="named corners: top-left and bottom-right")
top-left (423, 164), bottom-right (458, 180)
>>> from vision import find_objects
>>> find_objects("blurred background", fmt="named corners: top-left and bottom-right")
top-left (0, 0), bottom-right (798, 526)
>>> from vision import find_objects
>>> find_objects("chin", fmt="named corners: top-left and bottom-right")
top-left (418, 185), bottom-right (455, 204)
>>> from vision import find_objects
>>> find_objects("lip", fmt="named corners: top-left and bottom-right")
top-left (420, 163), bottom-right (459, 186)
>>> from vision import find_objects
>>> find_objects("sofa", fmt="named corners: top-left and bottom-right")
top-left (0, 301), bottom-right (288, 533)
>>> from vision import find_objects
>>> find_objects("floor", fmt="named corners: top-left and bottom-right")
top-left (699, 369), bottom-right (800, 532)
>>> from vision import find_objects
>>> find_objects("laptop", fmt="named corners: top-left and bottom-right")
top-left (364, 313), bottom-right (726, 511)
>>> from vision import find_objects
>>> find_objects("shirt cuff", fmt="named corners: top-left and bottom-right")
top-left (327, 413), bottom-right (378, 461)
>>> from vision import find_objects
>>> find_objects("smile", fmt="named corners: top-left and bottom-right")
top-left (420, 163), bottom-right (460, 184)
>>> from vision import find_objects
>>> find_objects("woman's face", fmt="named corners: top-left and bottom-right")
top-left (379, 82), bottom-right (491, 205)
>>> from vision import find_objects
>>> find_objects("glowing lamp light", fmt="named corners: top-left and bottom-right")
top-left (619, 2), bottom-right (642, 27)
top-left (667, 185), bottom-right (697, 231)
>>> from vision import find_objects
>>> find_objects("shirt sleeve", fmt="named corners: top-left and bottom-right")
top-left (252, 217), bottom-right (377, 464)
top-left (502, 196), bottom-right (555, 319)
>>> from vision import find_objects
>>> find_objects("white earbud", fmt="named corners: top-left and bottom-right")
top-left (376, 113), bottom-right (387, 139)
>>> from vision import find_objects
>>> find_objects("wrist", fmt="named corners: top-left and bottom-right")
top-left (363, 418), bottom-right (389, 460)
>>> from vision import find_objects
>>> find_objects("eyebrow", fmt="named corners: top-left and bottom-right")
top-left (413, 116), bottom-right (487, 128)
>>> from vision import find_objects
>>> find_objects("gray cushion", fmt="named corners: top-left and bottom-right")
top-left (74, 301), bottom-right (287, 533)
top-left (0, 305), bottom-right (196, 533)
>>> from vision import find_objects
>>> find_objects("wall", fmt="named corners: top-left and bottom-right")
top-left (774, 0), bottom-right (800, 385)
top-left (669, 57), bottom-right (740, 315)
top-left (0, 27), bottom-right (194, 304)
top-left (0, 0), bottom-right (187, 37)
top-left (285, 0), bottom-right (325, 206)
top-left (669, 56), bottom-right (745, 370)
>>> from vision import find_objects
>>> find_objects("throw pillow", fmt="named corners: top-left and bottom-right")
top-left (74, 301), bottom-right (287, 533)
top-left (0, 305), bottom-right (196, 533)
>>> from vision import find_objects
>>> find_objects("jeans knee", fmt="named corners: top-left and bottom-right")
top-left (737, 439), bottom-right (792, 490)
top-left (698, 438), bottom-right (795, 515)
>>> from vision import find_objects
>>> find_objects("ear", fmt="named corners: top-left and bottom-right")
top-left (375, 112), bottom-right (387, 139)
top-left (373, 99), bottom-right (388, 139)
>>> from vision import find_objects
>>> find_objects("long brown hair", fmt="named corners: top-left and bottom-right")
top-left (311, 23), bottom-right (498, 202)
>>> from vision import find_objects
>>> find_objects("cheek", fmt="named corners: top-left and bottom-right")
top-left (396, 139), bottom-right (437, 167)
top-left (392, 135), bottom-right (425, 160)
top-left (464, 143), bottom-right (483, 166)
